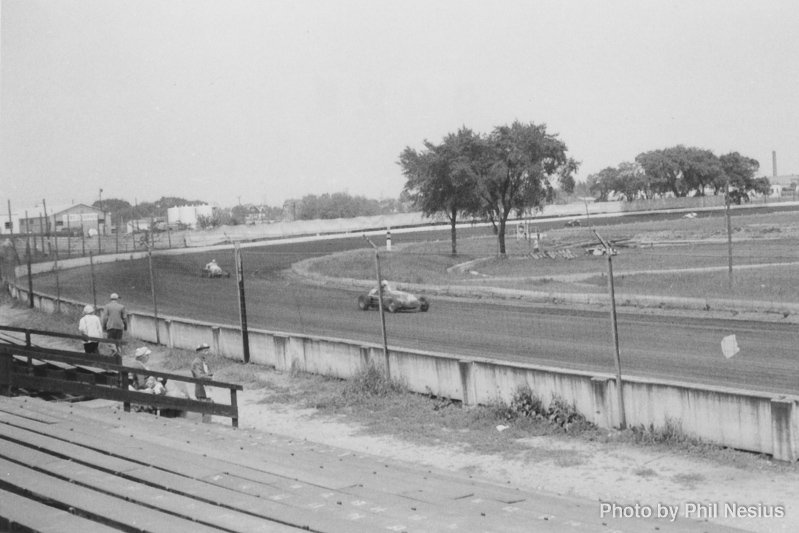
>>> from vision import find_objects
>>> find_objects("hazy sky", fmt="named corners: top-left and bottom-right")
top-left (2, 0), bottom-right (798, 211)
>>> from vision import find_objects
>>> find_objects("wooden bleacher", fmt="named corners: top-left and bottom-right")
top-left (0, 325), bottom-right (242, 426)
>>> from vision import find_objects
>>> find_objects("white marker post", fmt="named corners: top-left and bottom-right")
top-left (386, 229), bottom-right (392, 251)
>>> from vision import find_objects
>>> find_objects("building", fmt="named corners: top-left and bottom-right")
top-left (1, 203), bottom-right (107, 236)
top-left (166, 205), bottom-right (214, 229)
top-left (768, 174), bottom-right (799, 197)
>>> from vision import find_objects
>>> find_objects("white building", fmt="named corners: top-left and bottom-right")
top-left (167, 205), bottom-right (214, 229)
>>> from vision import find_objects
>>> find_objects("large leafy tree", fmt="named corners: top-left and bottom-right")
top-left (399, 127), bottom-right (482, 255)
top-left (635, 148), bottom-right (684, 196)
top-left (297, 192), bottom-right (381, 220)
top-left (719, 152), bottom-right (760, 194)
top-left (588, 162), bottom-right (648, 202)
top-left (477, 121), bottom-right (577, 255)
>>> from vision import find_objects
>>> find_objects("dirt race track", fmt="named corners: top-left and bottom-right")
top-left (26, 218), bottom-right (799, 397)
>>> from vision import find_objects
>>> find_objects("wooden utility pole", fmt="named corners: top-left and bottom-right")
top-left (594, 230), bottom-right (626, 429)
top-left (42, 199), bottom-right (50, 255)
top-left (89, 252), bottom-right (97, 309)
top-left (147, 245), bottom-right (160, 345)
top-left (234, 243), bottom-right (250, 363)
top-left (725, 182), bottom-right (734, 290)
top-left (6, 200), bottom-right (12, 235)
top-left (53, 241), bottom-right (61, 313)
top-left (25, 237), bottom-right (33, 308)
top-left (66, 215), bottom-right (71, 258)
top-left (364, 235), bottom-right (389, 363)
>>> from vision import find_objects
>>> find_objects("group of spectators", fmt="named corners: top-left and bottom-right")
top-left (77, 292), bottom-right (126, 354)
top-left (77, 292), bottom-right (215, 408)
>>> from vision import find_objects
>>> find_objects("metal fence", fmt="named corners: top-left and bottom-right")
top-left (7, 205), bottom-right (799, 400)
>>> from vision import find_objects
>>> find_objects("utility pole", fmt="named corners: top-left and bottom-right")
top-left (89, 251), bottom-right (97, 309)
top-left (364, 235), bottom-right (389, 365)
top-left (147, 243), bottom-right (160, 345)
top-left (594, 229), bottom-right (625, 429)
top-left (725, 181), bottom-right (734, 290)
top-left (6, 200), bottom-right (12, 235)
top-left (25, 234), bottom-right (33, 308)
top-left (234, 243), bottom-right (250, 363)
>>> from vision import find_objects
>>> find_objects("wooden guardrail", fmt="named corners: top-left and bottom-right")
top-left (0, 343), bottom-right (243, 427)
top-left (0, 324), bottom-right (125, 354)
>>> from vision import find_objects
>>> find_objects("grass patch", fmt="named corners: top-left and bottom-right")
top-left (307, 210), bottom-right (799, 303)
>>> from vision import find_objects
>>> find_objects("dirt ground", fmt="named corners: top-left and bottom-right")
top-left (2, 302), bottom-right (798, 533)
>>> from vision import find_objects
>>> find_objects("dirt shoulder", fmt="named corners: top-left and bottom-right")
top-left (1, 300), bottom-right (798, 533)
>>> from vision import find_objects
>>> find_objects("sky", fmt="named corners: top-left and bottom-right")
top-left (2, 0), bottom-right (799, 211)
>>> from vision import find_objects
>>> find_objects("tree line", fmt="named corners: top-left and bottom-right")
top-left (587, 146), bottom-right (768, 202)
top-left (399, 121), bottom-right (578, 255)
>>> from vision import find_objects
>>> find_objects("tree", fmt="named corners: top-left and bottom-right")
top-left (636, 146), bottom-right (723, 197)
top-left (719, 152), bottom-right (760, 194)
top-left (296, 192), bottom-right (381, 220)
top-left (477, 121), bottom-right (577, 255)
top-left (635, 148), bottom-right (684, 197)
top-left (399, 127), bottom-right (482, 255)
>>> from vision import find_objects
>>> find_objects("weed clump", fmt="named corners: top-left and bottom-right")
top-left (342, 364), bottom-right (406, 403)
top-left (496, 386), bottom-right (591, 432)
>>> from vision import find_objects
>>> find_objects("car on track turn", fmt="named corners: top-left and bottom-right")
top-left (200, 267), bottom-right (231, 278)
top-left (565, 219), bottom-right (582, 227)
top-left (358, 285), bottom-right (430, 313)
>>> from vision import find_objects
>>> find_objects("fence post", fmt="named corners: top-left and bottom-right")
top-left (594, 230), bottom-right (626, 429)
top-left (53, 244), bottom-right (61, 313)
top-left (363, 235), bottom-right (389, 373)
top-left (234, 243), bottom-right (250, 363)
top-left (25, 238), bottom-right (33, 309)
top-left (89, 251), bottom-right (97, 309)
top-left (147, 246), bottom-right (160, 345)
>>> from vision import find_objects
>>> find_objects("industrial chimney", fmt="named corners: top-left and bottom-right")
top-left (772, 151), bottom-right (778, 177)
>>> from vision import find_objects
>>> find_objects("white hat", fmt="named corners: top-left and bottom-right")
top-left (110, 293), bottom-right (119, 300)
top-left (196, 343), bottom-right (210, 352)
top-left (83, 305), bottom-right (94, 314)
top-left (134, 347), bottom-right (152, 360)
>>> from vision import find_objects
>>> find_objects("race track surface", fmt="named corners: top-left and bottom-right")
top-left (29, 210), bottom-right (799, 396)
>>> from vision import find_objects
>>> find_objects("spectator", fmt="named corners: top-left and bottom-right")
top-left (191, 343), bottom-right (214, 400)
top-left (78, 305), bottom-right (103, 353)
top-left (133, 347), bottom-right (156, 389)
top-left (102, 293), bottom-right (127, 342)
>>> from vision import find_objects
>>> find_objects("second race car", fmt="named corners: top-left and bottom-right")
top-left (358, 281), bottom-right (430, 313)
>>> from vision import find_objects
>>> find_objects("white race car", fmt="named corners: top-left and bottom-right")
top-left (200, 266), bottom-right (231, 278)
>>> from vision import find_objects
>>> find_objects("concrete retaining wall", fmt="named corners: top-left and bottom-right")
top-left (7, 275), bottom-right (799, 462)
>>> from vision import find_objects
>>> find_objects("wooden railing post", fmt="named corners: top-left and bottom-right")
top-left (230, 388), bottom-right (238, 428)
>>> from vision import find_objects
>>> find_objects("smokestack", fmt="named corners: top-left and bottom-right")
top-left (772, 151), bottom-right (778, 177)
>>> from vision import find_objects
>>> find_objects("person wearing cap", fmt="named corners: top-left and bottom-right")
top-left (78, 305), bottom-right (103, 353)
top-left (101, 293), bottom-right (127, 341)
top-left (191, 343), bottom-right (214, 401)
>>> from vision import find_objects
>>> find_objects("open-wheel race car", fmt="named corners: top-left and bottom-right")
top-left (200, 266), bottom-right (231, 278)
top-left (358, 283), bottom-right (430, 313)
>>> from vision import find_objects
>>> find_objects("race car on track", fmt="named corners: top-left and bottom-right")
top-left (200, 266), bottom-right (231, 278)
top-left (358, 282), bottom-right (430, 313)
top-left (565, 219), bottom-right (582, 227)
